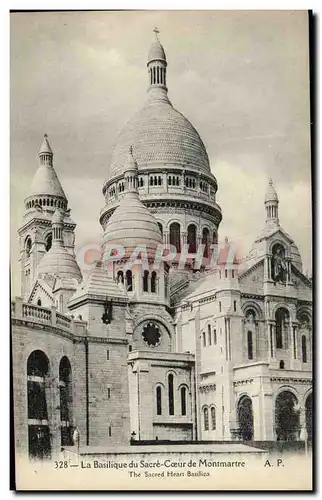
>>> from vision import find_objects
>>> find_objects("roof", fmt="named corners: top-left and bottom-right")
top-left (108, 99), bottom-right (210, 178)
top-left (265, 178), bottom-right (278, 203)
top-left (103, 189), bottom-right (162, 260)
top-left (69, 261), bottom-right (127, 302)
top-left (36, 245), bottom-right (82, 282)
top-left (148, 39), bottom-right (166, 62)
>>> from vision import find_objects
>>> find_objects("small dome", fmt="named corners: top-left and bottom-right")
top-left (265, 179), bottom-right (278, 203)
top-left (148, 39), bottom-right (166, 63)
top-left (52, 209), bottom-right (64, 225)
top-left (38, 134), bottom-right (53, 155)
top-left (37, 246), bottom-right (82, 282)
top-left (103, 192), bottom-right (162, 260)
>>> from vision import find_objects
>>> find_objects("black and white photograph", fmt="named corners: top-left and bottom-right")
top-left (10, 9), bottom-right (313, 491)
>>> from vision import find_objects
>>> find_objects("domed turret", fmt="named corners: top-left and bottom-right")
top-left (25, 134), bottom-right (68, 211)
top-left (103, 148), bottom-right (162, 261)
top-left (265, 178), bottom-right (279, 226)
top-left (36, 209), bottom-right (82, 281)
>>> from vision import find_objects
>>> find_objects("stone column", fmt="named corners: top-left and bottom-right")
top-left (267, 321), bottom-right (275, 359)
top-left (299, 405), bottom-right (307, 441)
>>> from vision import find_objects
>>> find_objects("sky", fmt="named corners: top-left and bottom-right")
top-left (10, 10), bottom-right (312, 295)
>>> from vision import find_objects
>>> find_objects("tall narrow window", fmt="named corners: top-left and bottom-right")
top-left (156, 386), bottom-right (162, 415)
top-left (208, 324), bottom-right (212, 345)
top-left (211, 406), bottom-right (216, 430)
top-left (203, 332), bottom-right (206, 347)
top-left (187, 224), bottom-right (197, 253)
top-left (204, 407), bottom-right (209, 431)
top-left (157, 222), bottom-right (163, 236)
top-left (181, 387), bottom-right (187, 416)
top-left (126, 270), bottom-right (133, 291)
top-left (234, 300), bottom-right (237, 312)
top-left (45, 233), bottom-right (52, 252)
top-left (219, 302), bottom-right (222, 313)
top-left (202, 228), bottom-right (210, 258)
top-left (170, 223), bottom-right (181, 253)
top-left (247, 331), bottom-right (253, 360)
top-left (143, 270), bottom-right (149, 292)
top-left (302, 335), bottom-right (307, 363)
top-left (151, 271), bottom-right (157, 293)
top-left (117, 270), bottom-right (124, 284)
top-left (25, 237), bottom-right (32, 259)
top-left (275, 308), bottom-right (288, 349)
top-left (213, 329), bottom-right (217, 344)
top-left (168, 374), bottom-right (174, 415)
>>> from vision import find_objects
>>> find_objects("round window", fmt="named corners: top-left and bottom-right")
top-left (142, 322), bottom-right (161, 347)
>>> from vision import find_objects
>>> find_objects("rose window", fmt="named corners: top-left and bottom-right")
top-left (142, 322), bottom-right (161, 347)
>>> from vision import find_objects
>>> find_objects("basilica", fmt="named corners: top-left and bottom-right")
top-left (11, 33), bottom-right (312, 460)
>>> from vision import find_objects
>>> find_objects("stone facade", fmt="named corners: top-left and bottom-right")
top-left (11, 33), bottom-right (312, 460)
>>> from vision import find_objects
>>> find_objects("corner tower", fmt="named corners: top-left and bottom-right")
top-left (18, 135), bottom-right (78, 299)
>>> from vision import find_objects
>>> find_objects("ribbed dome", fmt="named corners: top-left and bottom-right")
top-left (109, 100), bottom-right (210, 178)
top-left (37, 246), bottom-right (82, 281)
top-left (148, 39), bottom-right (166, 62)
top-left (103, 191), bottom-right (162, 260)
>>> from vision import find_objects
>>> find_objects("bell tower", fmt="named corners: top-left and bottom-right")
top-left (18, 135), bottom-right (77, 299)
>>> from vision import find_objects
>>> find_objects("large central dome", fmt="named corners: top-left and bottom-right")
top-left (108, 34), bottom-right (210, 179)
top-left (109, 99), bottom-right (210, 178)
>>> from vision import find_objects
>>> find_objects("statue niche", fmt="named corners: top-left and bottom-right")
top-left (271, 244), bottom-right (287, 283)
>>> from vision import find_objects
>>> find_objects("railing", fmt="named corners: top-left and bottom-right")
top-left (56, 312), bottom-right (72, 329)
top-left (22, 303), bottom-right (52, 323)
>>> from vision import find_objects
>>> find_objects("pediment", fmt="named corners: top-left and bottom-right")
top-left (28, 278), bottom-right (54, 306)
top-left (238, 260), bottom-right (265, 294)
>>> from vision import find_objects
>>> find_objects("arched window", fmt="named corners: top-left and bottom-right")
top-left (169, 222), bottom-right (181, 253)
top-left (275, 308), bottom-right (289, 349)
top-left (213, 329), bottom-right (217, 344)
top-left (247, 331), bottom-right (253, 360)
top-left (126, 270), bottom-right (133, 291)
top-left (27, 350), bottom-right (51, 459)
top-left (25, 237), bottom-right (32, 259)
top-left (168, 176), bottom-right (172, 186)
top-left (181, 387), bottom-right (187, 416)
top-left (156, 386), bottom-right (162, 415)
top-left (187, 224), bottom-right (197, 253)
top-left (202, 228), bottom-right (210, 258)
top-left (117, 270), bottom-right (124, 284)
top-left (157, 222), bottom-right (163, 236)
top-left (37, 299), bottom-right (42, 307)
top-left (211, 406), bottom-right (216, 430)
top-left (45, 233), bottom-right (52, 252)
top-left (302, 335), bottom-right (307, 363)
top-left (204, 407), bottom-right (209, 431)
top-left (143, 270), bottom-right (149, 292)
top-left (208, 324), bottom-right (212, 345)
top-left (59, 356), bottom-right (73, 446)
top-left (168, 374), bottom-right (174, 415)
top-left (202, 331), bottom-right (206, 347)
top-left (279, 360), bottom-right (285, 369)
top-left (238, 396), bottom-right (254, 441)
top-left (151, 271), bottom-right (157, 293)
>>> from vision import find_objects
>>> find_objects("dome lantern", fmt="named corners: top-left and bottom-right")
top-left (147, 28), bottom-right (168, 101)
top-left (265, 178), bottom-right (279, 226)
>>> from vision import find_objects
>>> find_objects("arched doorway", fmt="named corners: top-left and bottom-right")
top-left (59, 356), bottom-right (73, 446)
top-left (237, 395), bottom-right (254, 441)
top-left (305, 393), bottom-right (312, 442)
top-left (275, 391), bottom-right (300, 441)
top-left (27, 350), bottom-right (51, 459)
